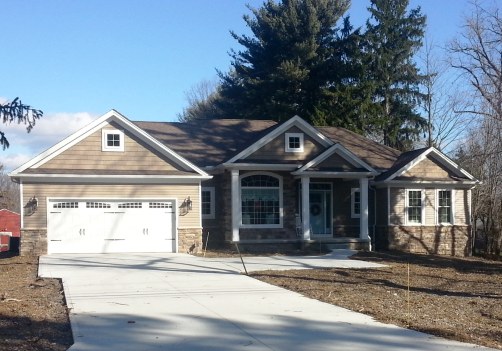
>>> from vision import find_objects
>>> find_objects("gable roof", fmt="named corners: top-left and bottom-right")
top-left (376, 147), bottom-right (476, 182)
top-left (292, 143), bottom-right (378, 176)
top-left (226, 115), bottom-right (334, 163)
top-left (10, 110), bottom-right (210, 178)
top-left (137, 117), bottom-right (402, 171)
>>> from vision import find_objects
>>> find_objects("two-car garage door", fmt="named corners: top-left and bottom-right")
top-left (47, 199), bottom-right (176, 254)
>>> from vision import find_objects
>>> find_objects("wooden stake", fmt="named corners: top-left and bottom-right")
top-left (203, 231), bottom-right (210, 257)
top-left (235, 243), bottom-right (248, 275)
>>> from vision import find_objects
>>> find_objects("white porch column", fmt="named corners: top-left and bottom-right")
top-left (359, 177), bottom-right (369, 240)
top-left (301, 176), bottom-right (311, 240)
top-left (231, 169), bottom-right (240, 242)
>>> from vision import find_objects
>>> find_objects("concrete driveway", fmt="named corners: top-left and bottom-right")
top-left (39, 252), bottom-right (496, 351)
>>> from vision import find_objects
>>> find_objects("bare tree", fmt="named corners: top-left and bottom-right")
top-left (419, 38), bottom-right (470, 152)
top-left (177, 80), bottom-right (222, 122)
top-left (0, 164), bottom-right (19, 212)
top-left (450, 0), bottom-right (502, 256)
top-left (0, 97), bottom-right (43, 149)
top-left (449, 0), bottom-right (502, 121)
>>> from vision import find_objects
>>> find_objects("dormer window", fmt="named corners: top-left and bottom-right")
top-left (285, 133), bottom-right (304, 153)
top-left (102, 129), bottom-right (124, 152)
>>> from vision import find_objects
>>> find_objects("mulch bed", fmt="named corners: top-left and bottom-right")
top-left (252, 250), bottom-right (502, 350)
top-left (0, 253), bottom-right (73, 351)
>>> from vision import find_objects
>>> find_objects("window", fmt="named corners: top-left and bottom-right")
top-left (285, 133), bottom-right (304, 152)
top-left (102, 129), bottom-right (124, 152)
top-left (201, 187), bottom-right (215, 219)
top-left (407, 190), bottom-right (423, 224)
top-left (53, 202), bottom-right (78, 208)
top-left (351, 188), bottom-right (361, 218)
top-left (438, 190), bottom-right (452, 224)
top-left (241, 174), bottom-right (281, 227)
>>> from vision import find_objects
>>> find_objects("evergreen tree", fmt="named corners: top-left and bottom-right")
top-left (216, 0), bottom-right (351, 123)
top-left (363, 0), bottom-right (427, 151)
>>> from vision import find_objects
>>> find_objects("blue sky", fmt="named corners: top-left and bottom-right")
top-left (1, 0), bottom-right (473, 170)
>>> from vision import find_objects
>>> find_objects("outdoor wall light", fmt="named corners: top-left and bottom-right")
top-left (184, 196), bottom-right (192, 211)
top-left (24, 196), bottom-right (38, 216)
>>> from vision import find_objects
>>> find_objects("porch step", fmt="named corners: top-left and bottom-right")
top-left (309, 238), bottom-right (370, 251)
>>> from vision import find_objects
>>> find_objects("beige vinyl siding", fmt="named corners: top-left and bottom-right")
top-left (389, 188), bottom-right (405, 225)
top-left (22, 183), bottom-right (200, 229)
top-left (317, 153), bottom-right (359, 171)
top-left (424, 189), bottom-right (435, 225)
top-left (39, 122), bottom-right (183, 172)
top-left (454, 189), bottom-right (469, 225)
top-left (401, 156), bottom-right (453, 180)
top-left (245, 126), bottom-right (323, 162)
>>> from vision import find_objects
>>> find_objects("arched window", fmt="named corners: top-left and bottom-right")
top-left (240, 174), bottom-right (281, 226)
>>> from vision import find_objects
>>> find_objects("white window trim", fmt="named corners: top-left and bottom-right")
top-left (201, 187), bottom-right (215, 220)
top-left (405, 189), bottom-right (425, 225)
top-left (436, 189), bottom-right (455, 225)
top-left (285, 133), bottom-right (304, 153)
top-left (239, 172), bottom-right (283, 229)
top-left (102, 129), bottom-right (125, 152)
top-left (351, 187), bottom-right (361, 218)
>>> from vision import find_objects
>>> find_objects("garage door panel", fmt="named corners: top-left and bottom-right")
top-left (47, 199), bottom-right (176, 254)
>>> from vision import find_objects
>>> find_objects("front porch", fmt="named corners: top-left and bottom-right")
top-left (227, 169), bottom-right (373, 246)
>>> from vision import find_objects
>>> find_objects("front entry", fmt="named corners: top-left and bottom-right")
top-left (309, 183), bottom-right (332, 235)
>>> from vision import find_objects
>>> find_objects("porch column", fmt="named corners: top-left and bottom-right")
top-left (301, 176), bottom-right (311, 240)
top-left (231, 169), bottom-right (240, 242)
top-left (359, 177), bottom-right (369, 240)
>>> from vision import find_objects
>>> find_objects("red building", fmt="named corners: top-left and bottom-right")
top-left (0, 209), bottom-right (21, 252)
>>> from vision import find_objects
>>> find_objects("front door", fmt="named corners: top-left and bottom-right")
top-left (309, 184), bottom-right (332, 235)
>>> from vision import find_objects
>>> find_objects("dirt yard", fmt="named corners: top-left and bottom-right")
top-left (0, 250), bottom-right (500, 350)
top-left (252, 251), bottom-right (502, 350)
top-left (0, 253), bottom-right (73, 351)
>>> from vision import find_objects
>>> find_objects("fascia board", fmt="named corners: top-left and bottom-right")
top-left (10, 110), bottom-right (118, 175)
top-left (222, 162), bottom-right (300, 171)
top-left (225, 115), bottom-right (333, 164)
top-left (13, 173), bottom-right (212, 184)
top-left (296, 144), bottom-right (377, 174)
top-left (372, 179), bottom-right (478, 188)
top-left (10, 109), bottom-right (209, 178)
top-left (292, 171), bottom-right (374, 178)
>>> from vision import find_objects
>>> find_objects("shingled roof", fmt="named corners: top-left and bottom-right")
top-left (134, 119), bottom-right (401, 170)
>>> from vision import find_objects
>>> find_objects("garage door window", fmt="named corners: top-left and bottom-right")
top-left (149, 202), bottom-right (172, 209)
top-left (53, 202), bottom-right (78, 208)
top-left (118, 202), bottom-right (142, 208)
top-left (86, 202), bottom-right (111, 208)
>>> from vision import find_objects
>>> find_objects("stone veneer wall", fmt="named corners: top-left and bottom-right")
top-left (178, 228), bottom-right (203, 254)
top-left (376, 225), bottom-right (471, 256)
top-left (20, 229), bottom-right (47, 256)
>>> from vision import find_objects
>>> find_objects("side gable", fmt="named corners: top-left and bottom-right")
top-left (10, 110), bottom-right (210, 179)
top-left (380, 147), bottom-right (476, 183)
top-left (226, 115), bottom-right (333, 164)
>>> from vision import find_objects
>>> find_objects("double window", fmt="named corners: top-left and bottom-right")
top-left (241, 174), bottom-right (282, 227)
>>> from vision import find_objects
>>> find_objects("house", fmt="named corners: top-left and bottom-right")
top-left (0, 209), bottom-right (21, 252)
top-left (9, 110), bottom-right (478, 256)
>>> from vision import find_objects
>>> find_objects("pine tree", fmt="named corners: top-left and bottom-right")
top-left (216, 0), bottom-right (351, 123)
top-left (363, 0), bottom-right (427, 151)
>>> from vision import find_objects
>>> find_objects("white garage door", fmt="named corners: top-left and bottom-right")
top-left (47, 199), bottom-right (176, 254)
